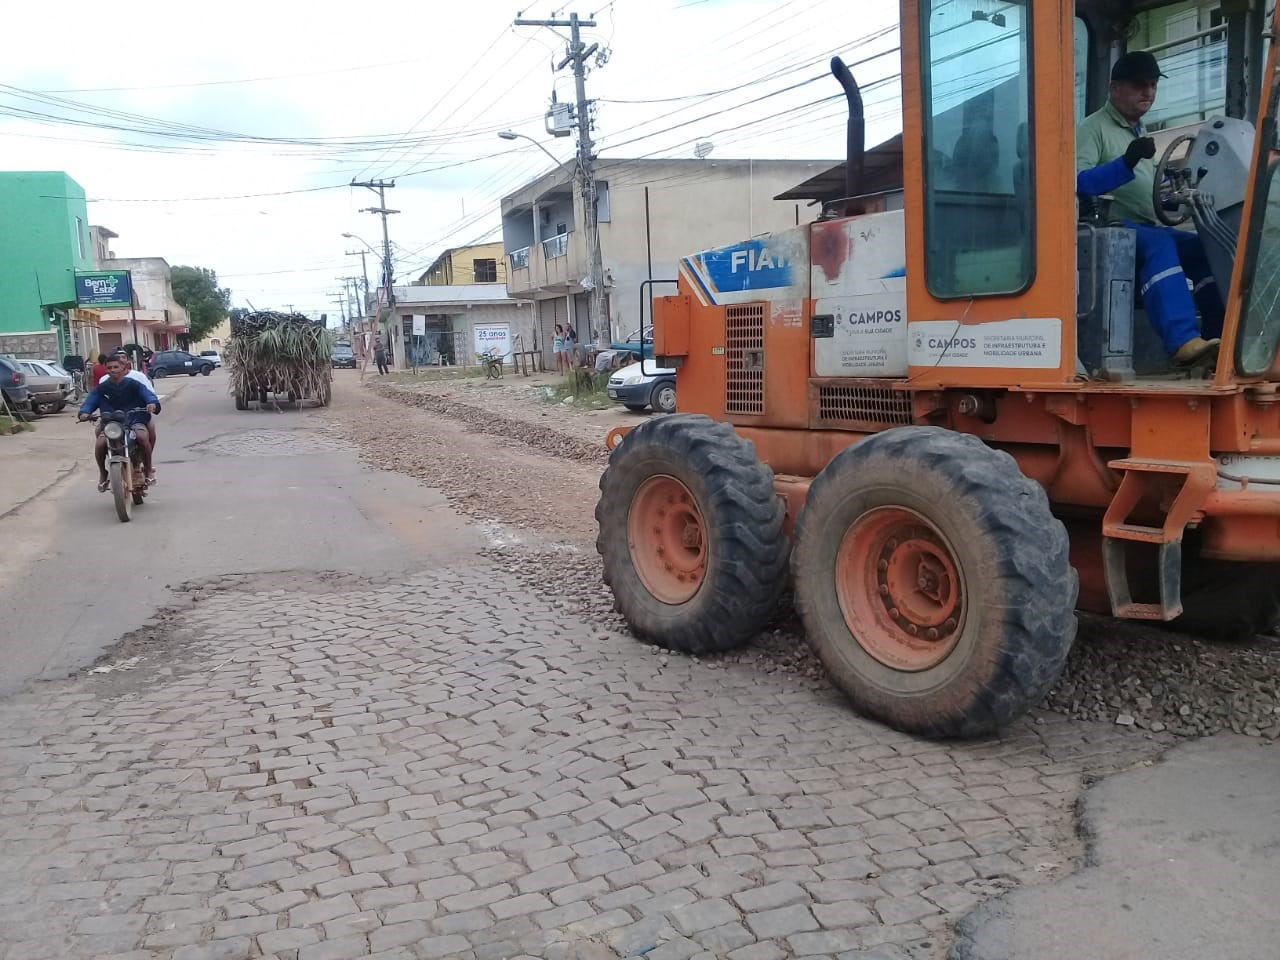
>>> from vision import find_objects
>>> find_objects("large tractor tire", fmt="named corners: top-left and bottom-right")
top-left (792, 427), bottom-right (1077, 738)
top-left (1171, 560), bottom-right (1280, 641)
top-left (596, 414), bottom-right (788, 654)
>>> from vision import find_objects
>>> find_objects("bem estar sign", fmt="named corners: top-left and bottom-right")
top-left (74, 270), bottom-right (133, 308)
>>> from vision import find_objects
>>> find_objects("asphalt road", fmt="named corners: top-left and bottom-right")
top-left (0, 369), bottom-right (476, 696)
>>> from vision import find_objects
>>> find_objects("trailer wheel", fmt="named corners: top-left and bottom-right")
top-left (596, 414), bottom-right (788, 654)
top-left (792, 427), bottom-right (1077, 738)
top-left (1172, 560), bottom-right (1280, 641)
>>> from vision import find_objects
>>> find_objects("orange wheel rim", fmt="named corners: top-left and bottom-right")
top-left (835, 506), bottom-right (963, 671)
top-left (627, 475), bottom-right (707, 604)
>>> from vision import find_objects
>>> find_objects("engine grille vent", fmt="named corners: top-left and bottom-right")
top-left (817, 385), bottom-right (913, 426)
top-left (725, 302), bottom-right (765, 415)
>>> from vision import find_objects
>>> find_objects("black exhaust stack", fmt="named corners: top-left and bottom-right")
top-left (831, 56), bottom-right (865, 217)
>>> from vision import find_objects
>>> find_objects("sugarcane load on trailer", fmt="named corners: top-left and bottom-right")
top-left (596, 0), bottom-right (1280, 738)
top-left (227, 311), bottom-right (334, 410)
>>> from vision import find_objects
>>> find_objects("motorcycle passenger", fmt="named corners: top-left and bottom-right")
top-left (78, 354), bottom-right (160, 492)
top-left (1075, 51), bottom-right (1224, 367)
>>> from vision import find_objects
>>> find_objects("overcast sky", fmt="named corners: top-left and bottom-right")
top-left (2, 0), bottom-right (902, 319)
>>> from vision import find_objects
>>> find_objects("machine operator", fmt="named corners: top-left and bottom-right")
top-left (1075, 50), bottom-right (1224, 368)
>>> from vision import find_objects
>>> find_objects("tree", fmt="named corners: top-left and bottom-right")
top-left (171, 266), bottom-right (231, 342)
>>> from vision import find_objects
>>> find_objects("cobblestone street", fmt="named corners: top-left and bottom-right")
top-left (0, 558), bottom-right (1160, 960)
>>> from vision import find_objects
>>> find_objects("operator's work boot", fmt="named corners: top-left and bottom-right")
top-left (1173, 337), bottom-right (1221, 367)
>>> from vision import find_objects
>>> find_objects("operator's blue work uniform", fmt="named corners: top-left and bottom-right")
top-left (1076, 101), bottom-right (1224, 355)
top-left (79, 376), bottom-right (160, 425)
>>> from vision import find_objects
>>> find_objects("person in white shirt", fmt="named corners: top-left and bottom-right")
top-left (101, 352), bottom-right (159, 459)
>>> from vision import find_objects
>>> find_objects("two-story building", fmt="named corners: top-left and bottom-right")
top-left (500, 157), bottom-right (836, 361)
top-left (89, 240), bottom-right (191, 355)
top-left (0, 171), bottom-right (100, 362)
top-left (417, 241), bottom-right (507, 286)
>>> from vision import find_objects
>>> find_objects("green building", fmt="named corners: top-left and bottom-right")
top-left (0, 171), bottom-right (93, 359)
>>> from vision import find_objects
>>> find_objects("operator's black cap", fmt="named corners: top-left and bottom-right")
top-left (1111, 51), bottom-right (1166, 83)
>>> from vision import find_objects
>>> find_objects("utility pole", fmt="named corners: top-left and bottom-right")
top-left (341, 277), bottom-right (363, 330)
top-left (351, 178), bottom-right (399, 360)
top-left (514, 12), bottom-right (607, 347)
top-left (329, 293), bottom-right (348, 327)
top-left (345, 249), bottom-right (370, 308)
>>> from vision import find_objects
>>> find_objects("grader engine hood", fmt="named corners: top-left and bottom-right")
top-left (810, 211), bottom-right (908, 377)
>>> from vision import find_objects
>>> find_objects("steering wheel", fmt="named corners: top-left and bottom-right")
top-left (1153, 133), bottom-right (1196, 227)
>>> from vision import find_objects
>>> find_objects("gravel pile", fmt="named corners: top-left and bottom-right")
top-left (352, 376), bottom-right (1280, 742)
top-left (369, 380), bottom-right (609, 463)
top-left (1047, 616), bottom-right (1280, 739)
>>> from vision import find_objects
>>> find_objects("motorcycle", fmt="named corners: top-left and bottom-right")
top-left (83, 407), bottom-right (152, 522)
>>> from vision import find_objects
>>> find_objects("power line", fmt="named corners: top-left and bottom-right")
top-left (35, 57), bottom-right (434, 94)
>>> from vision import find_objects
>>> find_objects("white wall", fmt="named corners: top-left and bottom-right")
top-left (597, 160), bottom-right (831, 340)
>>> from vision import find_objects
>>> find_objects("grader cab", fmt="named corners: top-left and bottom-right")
top-left (596, 0), bottom-right (1280, 737)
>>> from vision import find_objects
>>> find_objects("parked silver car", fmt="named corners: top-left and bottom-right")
top-left (15, 359), bottom-right (72, 414)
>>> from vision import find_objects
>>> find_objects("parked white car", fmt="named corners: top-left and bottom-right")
top-left (607, 359), bottom-right (677, 414)
top-left (199, 349), bottom-right (223, 368)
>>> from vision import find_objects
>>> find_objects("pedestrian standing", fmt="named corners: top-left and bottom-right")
top-left (374, 337), bottom-right (389, 376)
top-left (88, 353), bottom-right (108, 392)
top-left (553, 324), bottom-right (566, 374)
top-left (563, 324), bottom-right (578, 371)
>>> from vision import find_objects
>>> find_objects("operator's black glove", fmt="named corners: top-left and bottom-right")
top-left (1124, 137), bottom-right (1157, 169)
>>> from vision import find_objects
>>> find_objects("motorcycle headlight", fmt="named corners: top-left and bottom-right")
top-left (624, 376), bottom-right (643, 386)
top-left (103, 421), bottom-right (125, 441)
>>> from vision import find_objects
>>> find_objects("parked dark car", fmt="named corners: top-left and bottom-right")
top-left (0, 357), bottom-right (31, 414)
top-left (610, 325), bottom-right (654, 360)
top-left (331, 344), bottom-right (357, 369)
top-left (150, 350), bottom-right (214, 378)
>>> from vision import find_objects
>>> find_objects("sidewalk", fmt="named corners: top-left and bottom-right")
top-left (0, 410), bottom-right (83, 518)
top-left (0, 380), bottom-right (183, 518)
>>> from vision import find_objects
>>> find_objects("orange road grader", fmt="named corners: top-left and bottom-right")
top-left (596, 0), bottom-right (1280, 737)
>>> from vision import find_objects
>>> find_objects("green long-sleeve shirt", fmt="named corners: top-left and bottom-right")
top-left (1076, 100), bottom-right (1157, 225)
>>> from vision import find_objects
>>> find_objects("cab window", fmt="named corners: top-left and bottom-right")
top-left (1131, 4), bottom-right (1228, 131)
top-left (1074, 15), bottom-right (1090, 122)
top-left (921, 0), bottom-right (1035, 298)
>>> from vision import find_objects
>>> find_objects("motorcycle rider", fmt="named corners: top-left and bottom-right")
top-left (78, 353), bottom-right (160, 492)
top-left (99, 349), bottom-right (158, 454)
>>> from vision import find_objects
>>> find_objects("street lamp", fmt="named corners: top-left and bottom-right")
top-left (499, 130), bottom-right (566, 170)
top-left (341, 232), bottom-right (377, 254)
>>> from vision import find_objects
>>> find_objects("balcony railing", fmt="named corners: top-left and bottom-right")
top-left (508, 246), bottom-right (530, 270)
top-left (542, 233), bottom-right (569, 260)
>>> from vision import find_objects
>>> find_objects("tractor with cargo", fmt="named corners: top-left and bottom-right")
top-left (596, 0), bottom-right (1280, 738)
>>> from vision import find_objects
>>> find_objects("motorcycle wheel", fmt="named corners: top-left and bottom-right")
top-left (110, 461), bottom-right (132, 523)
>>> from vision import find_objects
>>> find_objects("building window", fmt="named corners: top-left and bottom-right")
top-left (597, 182), bottom-right (611, 222)
top-left (75, 217), bottom-right (85, 259)
top-left (211, 338), bottom-right (221, 347)
top-left (921, 0), bottom-right (1034, 298)
top-left (473, 258), bottom-right (498, 283)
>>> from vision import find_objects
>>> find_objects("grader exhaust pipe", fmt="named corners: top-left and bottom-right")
top-left (831, 55), bottom-right (865, 217)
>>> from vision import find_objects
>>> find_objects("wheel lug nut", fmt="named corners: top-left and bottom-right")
top-left (888, 608), bottom-right (899, 619)
top-left (887, 539), bottom-right (898, 549)
top-left (879, 585), bottom-right (889, 596)
top-left (944, 618), bottom-right (957, 631)
top-left (907, 624), bottom-right (919, 635)
top-left (926, 628), bottom-right (939, 641)
top-left (877, 560), bottom-right (889, 572)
